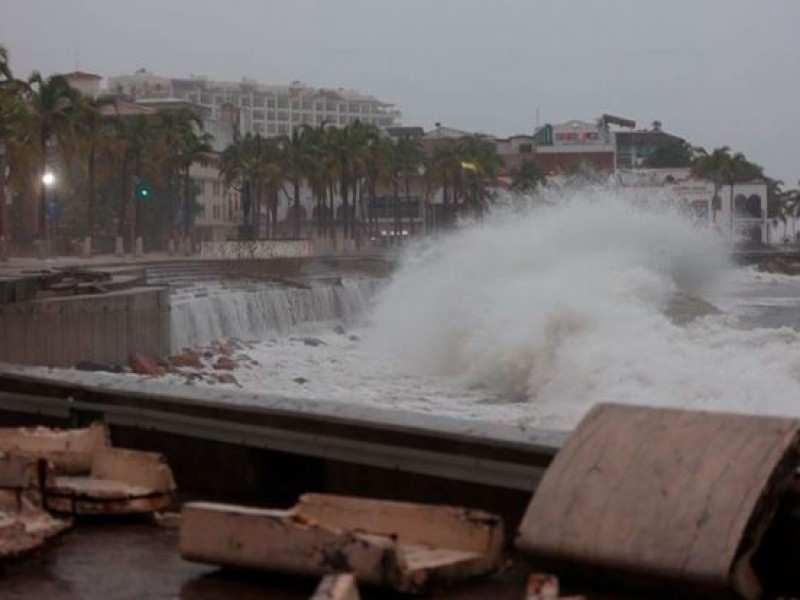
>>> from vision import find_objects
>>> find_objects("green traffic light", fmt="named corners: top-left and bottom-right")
top-left (136, 183), bottom-right (150, 199)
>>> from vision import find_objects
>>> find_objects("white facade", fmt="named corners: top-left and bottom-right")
top-left (192, 162), bottom-right (240, 242)
top-left (108, 70), bottom-right (401, 138)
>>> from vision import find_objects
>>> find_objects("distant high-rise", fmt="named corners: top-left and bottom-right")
top-left (107, 69), bottom-right (401, 137)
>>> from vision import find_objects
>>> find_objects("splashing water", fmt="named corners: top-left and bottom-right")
top-left (366, 190), bottom-right (800, 428)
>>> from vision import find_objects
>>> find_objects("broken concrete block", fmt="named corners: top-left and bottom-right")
top-left (0, 422), bottom-right (110, 474)
top-left (90, 448), bottom-right (176, 494)
top-left (0, 453), bottom-right (70, 560)
top-left (525, 573), bottom-right (559, 600)
top-left (45, 448), bottom-right (175, 516)
top-left (180, 495), bottom-right (504, 593)
top-left (515, 403), bottom-right (800, 599)
top-left (310, 573), bottom-right (361, 600)
top-left (297, 493), bottom-right (504, 572)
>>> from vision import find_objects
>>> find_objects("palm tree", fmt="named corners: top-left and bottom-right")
top-left (393, 134), bottom-right (425, 236)
top-left (0, 45), bottom-right (29, 257)
top-left (278, 125), bottom-right (316, 239)
top-left (457, 134), bottom-right (503, 216)
top-left (692, 147), bottom-right (763, 238)
top-left (26, 73), bottom-right (82, 242)
top-left (510, 160), bottom-right (546, 194)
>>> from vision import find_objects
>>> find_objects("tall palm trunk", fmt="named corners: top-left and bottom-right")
top-left (86, 143), bottom-right (96, 247)
top-left (293, 177), bottom-right (301, 239)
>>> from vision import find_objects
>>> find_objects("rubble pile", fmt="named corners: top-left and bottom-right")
top-left (0, 422), bottom-right (176, 559)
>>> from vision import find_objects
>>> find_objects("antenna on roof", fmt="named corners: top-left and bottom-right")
top-left (535, 107), bottom-right (540, 129)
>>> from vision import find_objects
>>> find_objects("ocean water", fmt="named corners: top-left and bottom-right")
top-left (58, 190), bottom-right (800, 429)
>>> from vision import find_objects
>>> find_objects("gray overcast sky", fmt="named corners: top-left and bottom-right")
top-left (2, 1), bottom-right (799, 184)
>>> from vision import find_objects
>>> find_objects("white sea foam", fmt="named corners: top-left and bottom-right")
top-left (363, 191), bottom-right (800, 427)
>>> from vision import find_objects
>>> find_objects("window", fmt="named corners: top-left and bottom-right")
top-left (254, 122), bottom-right (265, 133)
top-left (267, 123), bottom-right (276, 134)
top-left (292, 113), bottom-right (300, 122)
top-left (339, 103), bottom-right (347, 112)
top-left (291, 100), bottom-right (300, 110)
top-left (277, 123), bottom-right (288, 134)
top-left (326, 102), bottom-right (336, 111)
top-left (267, 98), bottom-right (276, 108)
top-left (302, 100), bottom-right (312, 110)
top-left (253, 110), bottom-right (264, 120)
top-left (315, 102), bottom-right (323, 111)
top-left (241, 97), bottom-right (250, 107)
top-left (212, 181), bottom-right (222, 195)
top-left (519, 143), bottom-right (532, 154)
top-left (267, 111), bottom-right (276, 120)
top-left (277, 96), bottom-right (289, 108)
top-left (277, 111), bottom-right (288, 121)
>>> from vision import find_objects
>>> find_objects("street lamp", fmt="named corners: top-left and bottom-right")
top-left (42, 170), bottom-right (56, 187)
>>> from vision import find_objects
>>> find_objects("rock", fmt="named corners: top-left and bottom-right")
top-left (75, 361), bottom-right (123, 374)
top-left (216, 373), bottom-right (240, 386)
top-left (213, 357), bottom-right (238, 371)
top-left (211, 340), bottom-right (234, 356)
top-left (202, 351), bottom-right (214, 359)
top-left (293, 377), bottom-right (308, 385)
top-left (129, 352), bottom-right (163, 377)
top-left (348, 335), bottom-right (360, 342)
top-left (300, 337), bottom-right (327, 347)
top-left (333, 325), bottom-right (347, 335)
top-left (169, 350), bottom-right (204, 369)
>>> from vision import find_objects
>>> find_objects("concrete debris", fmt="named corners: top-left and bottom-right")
top-left (168, 350), bottom-right (203, 369)
top-left (0, 423), bottom-right (176, 517)
top-left (516, 403), bottom-right (800, 599)
top-left (180, 493), bottom-right (504, 594)
top-left (153, 511), bottom-right (182, 529)
top-left (212, 356), bottom-right (237, 370)
top-left (74, 360), bottom-right (125, 374)
top-left (46, 448), bottom-right (176, 516)
top-left (525, 573), bottom-right (559, 600)
top-left (310, 573), bottom-right (361, 600)
top-left (0, 452), bottom-right (71, 560)
top-left (0, 421), bottom-right (110, 474)
top-left (128, 351), bottom-right (164, 377)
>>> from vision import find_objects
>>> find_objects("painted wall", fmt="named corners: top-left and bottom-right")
top-left (199, 240), bottom-right (315, 259)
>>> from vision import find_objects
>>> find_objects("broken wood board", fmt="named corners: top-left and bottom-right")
top-left (0, 422), bottom-right (109, 474)
top-left (515, 403), bottom-right (800, 599)
top-left (180, 494), bottom-right (504, 593)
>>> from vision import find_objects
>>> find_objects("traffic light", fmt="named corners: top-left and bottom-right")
top-left (135, 181), bottom-right (150, 200)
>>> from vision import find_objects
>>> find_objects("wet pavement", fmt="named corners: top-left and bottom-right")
top-left (0, 521), bottom-right (545, 600)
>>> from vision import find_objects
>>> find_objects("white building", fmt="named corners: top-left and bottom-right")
top-left (108, 69), bottom-right (401, 138)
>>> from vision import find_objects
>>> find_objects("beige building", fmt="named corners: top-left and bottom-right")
top-left (108, 69), bottom-right (401, 137)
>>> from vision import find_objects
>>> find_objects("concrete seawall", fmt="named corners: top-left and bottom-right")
top-left (0, 287), bottom-right (170, 367)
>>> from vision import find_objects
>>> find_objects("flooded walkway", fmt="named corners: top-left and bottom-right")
top-left (0, 522), bottom-right (542, 600)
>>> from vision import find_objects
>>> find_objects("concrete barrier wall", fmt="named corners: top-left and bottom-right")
top-left (199, 240), bottom-right (315, 260)
top-left (0, 287), bottom-right (170, 367)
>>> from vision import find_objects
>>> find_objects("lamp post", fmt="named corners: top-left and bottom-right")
top-left (41, 170), bottom-right (56, 257)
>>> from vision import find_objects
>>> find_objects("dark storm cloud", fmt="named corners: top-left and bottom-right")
top-left (2, 0), bottom-right (798, 183)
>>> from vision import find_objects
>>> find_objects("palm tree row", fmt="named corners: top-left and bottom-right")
top-left (690, 146), bottom-right (765, 230)
top-left (0, 45), bottom-right (212, 255)
top-left (220, 124), bottom-right (506, 241)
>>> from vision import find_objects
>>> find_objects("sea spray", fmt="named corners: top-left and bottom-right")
top-left (366, 190), bottom-right (800, 426)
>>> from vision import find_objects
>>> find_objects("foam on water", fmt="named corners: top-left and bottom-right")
top-left (364, 190), bottom-right (800, 427)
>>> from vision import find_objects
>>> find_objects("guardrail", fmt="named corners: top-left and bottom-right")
top-left (0, 367), bottom-right (563, 492)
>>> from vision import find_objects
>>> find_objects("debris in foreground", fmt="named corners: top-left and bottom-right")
top-left (310, 573), bottom-right (361, 600)
top-left (516, 403), bottom-right (800, 599)
top-left (0, 423), bottom-right (176, 516)
top-left (0, 452), bottom-right (70, 559)
top-left (180, 493), bottom-right (504, 594)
